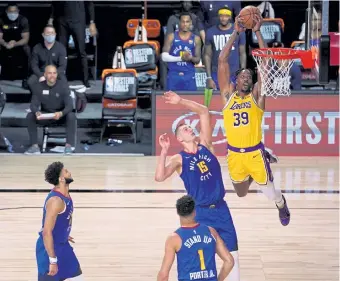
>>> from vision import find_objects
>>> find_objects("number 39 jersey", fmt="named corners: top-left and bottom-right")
top-left (223, 92), bottom-right (264, 148)
top-left (179, 144), bottom-right (225, 206)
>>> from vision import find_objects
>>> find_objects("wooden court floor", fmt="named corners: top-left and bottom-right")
top-left (0, 155), bottom-right (339, 281)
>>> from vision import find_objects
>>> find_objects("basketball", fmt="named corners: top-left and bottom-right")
top-left (238, 6), bottom-right (261, 29)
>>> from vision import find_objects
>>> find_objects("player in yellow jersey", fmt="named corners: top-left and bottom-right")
top-left (218, 14), bottom-right (290, 226)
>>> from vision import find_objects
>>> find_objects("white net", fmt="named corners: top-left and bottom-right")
top-left (252, 49), bottom-right (296, 98)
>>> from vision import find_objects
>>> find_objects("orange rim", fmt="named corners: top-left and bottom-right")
top-left (252, 48), bottom-right (314, 69)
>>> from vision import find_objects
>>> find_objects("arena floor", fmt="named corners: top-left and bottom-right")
top-left (0, 155), bottom-right (338, 281)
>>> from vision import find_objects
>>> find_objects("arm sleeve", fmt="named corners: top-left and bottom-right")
top-left (161, 52), bottom-right (182, 62)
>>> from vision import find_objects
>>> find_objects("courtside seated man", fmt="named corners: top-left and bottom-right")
top-left (36, 161), bottom-right (84, 280)
top-left (218, 14), bottom-right (290, 225)
top-left (25, 65), bottom-right (76, 155)
top-left (157, 195), bottom-right (234, 281)
top-left (155, 91), bottom-right (241, 280)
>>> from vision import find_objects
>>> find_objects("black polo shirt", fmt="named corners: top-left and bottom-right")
top-left (31, 41), bottom-right (67, 77)
top-left (0, 14), bottom-right (29, 42)
top-left (30, 80), bottom-right (73, 116)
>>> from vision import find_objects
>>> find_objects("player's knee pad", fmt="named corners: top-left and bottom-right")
top-left (260, 181), bottom-right (282, 201)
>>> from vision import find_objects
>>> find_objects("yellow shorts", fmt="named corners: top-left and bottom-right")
top-left (227, 148), bottom-right (273, 185)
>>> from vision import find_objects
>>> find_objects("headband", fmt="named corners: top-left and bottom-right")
top-left (218, 8), bottom-right (232, 16)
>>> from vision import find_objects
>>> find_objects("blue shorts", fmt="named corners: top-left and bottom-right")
top-left (167, 70), bottom-right (197, 91)
top-left (36, 237), bottom-right (81, 281)
top-left (211, 72), bottom-right (237, 90)
top-left (195, 200), bottom-right (238, 252)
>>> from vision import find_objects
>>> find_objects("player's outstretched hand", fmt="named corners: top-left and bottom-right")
top-left (163, 91), bottom-right (181, 105)
top-left (48, 263), bottom-right (58, 276)
top-left (68, 236), bottom-right (75, 243)
top-left (235, 15), bottom-right (246, 33)
top-left (252, 14), bottom-right (263, 32)
top-left (159, 133), bottom-right (170, 151)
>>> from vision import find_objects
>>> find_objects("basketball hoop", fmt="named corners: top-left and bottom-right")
top-left (252, 48), bottom-right (314, 98)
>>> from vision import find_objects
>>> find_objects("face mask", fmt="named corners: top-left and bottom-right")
top-left (44, 35), bottom-right (56, 44)
top-left (7, 12), bottom-right (18, 21)
top-left (65, 178), bottom-right (74, 185)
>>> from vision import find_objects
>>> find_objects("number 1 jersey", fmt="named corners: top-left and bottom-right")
top-left (223, 92), bottom-right (264, 148)
top-left (175, 224), bottom-right (218, 281)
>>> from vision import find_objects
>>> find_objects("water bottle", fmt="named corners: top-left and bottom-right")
top-left (4, 137), bottom-right (13, 153)
top-left (83, 144), bottom-right (89, 151)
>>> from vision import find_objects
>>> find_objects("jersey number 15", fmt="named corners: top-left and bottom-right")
top-left (233, 112), bottom-right (249, 127)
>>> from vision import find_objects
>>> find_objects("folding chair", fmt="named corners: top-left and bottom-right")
top-left (42, 91), bottom-right (81, 153)
top-left (100, 68), bottom-right (143, 144)
top-left (124, 19), bottom-right (161, 90)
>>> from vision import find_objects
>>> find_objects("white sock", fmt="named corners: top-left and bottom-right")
top-left (227, 251), bottom-right (240, 281)
top-left (261, 181), bottom-right (284, 208)
top-left (68, 275), bottom-right (84, 281)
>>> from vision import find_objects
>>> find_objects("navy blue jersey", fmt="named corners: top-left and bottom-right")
top-left (176, 224), bottom-right (217, 281)
top-left (168, 31), bottom-right (196, 73)
top-left (38, 190), bottom-right (73, 244)
top-left (179, 144), bottom-right (225, 206)
top-left (205, 24), bottom-right (246, 75)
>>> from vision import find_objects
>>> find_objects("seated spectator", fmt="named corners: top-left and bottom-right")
top-left (0, 3), bottom-right (30, 89)
top-left (28, 25), bottom-right (67, 91)
top-left (25, 65), bottom-right (75, 155)
top-left (162, 12), bottom-right (202, 91)
top-left (204, 7), bottom-right (246, 90)
top-left (200, 1), bottom-right (241, 29)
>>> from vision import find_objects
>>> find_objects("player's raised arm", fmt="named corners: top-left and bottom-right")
top-left (155, 133), bottom-right (181, 182)
top-left (157, 234), bottom-right (179, 281)
top-left (42, 196), bottom-right (65, 275)
top-left (218, 17), bottom-right (245, 105)
top-left (252, 14), bottom-right (267, 109)
top-left (163, 91), bottom-right (212, 149)
top-left (209, 227), bottom-right (234, 281)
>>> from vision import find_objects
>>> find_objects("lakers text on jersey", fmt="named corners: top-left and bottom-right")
top-left (176, 224), bottom-right (218, 281)
top-left (223, 92), bottom-right (263, 148)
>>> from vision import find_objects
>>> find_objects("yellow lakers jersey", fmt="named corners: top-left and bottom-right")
top-left (222, 91), bottom-right (264, 148)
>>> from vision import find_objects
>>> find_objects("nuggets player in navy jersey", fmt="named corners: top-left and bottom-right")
top-left (155, 92), bottom-right (241, 280)
top-left (157, 195), bottom-right (234, 281)
top-left (218, 15), bottom-right (290, 226)
top-left (161, 12), bottom-right (202, 91)
top-left (36, 162), bottom-right (84, 281)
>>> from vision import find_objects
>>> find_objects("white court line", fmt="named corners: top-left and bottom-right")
top-left (0, 153), bottom-right (145, 157)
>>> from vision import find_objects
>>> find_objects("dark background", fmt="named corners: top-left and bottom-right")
top-left (0, 1), bottom-right (338, 78)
